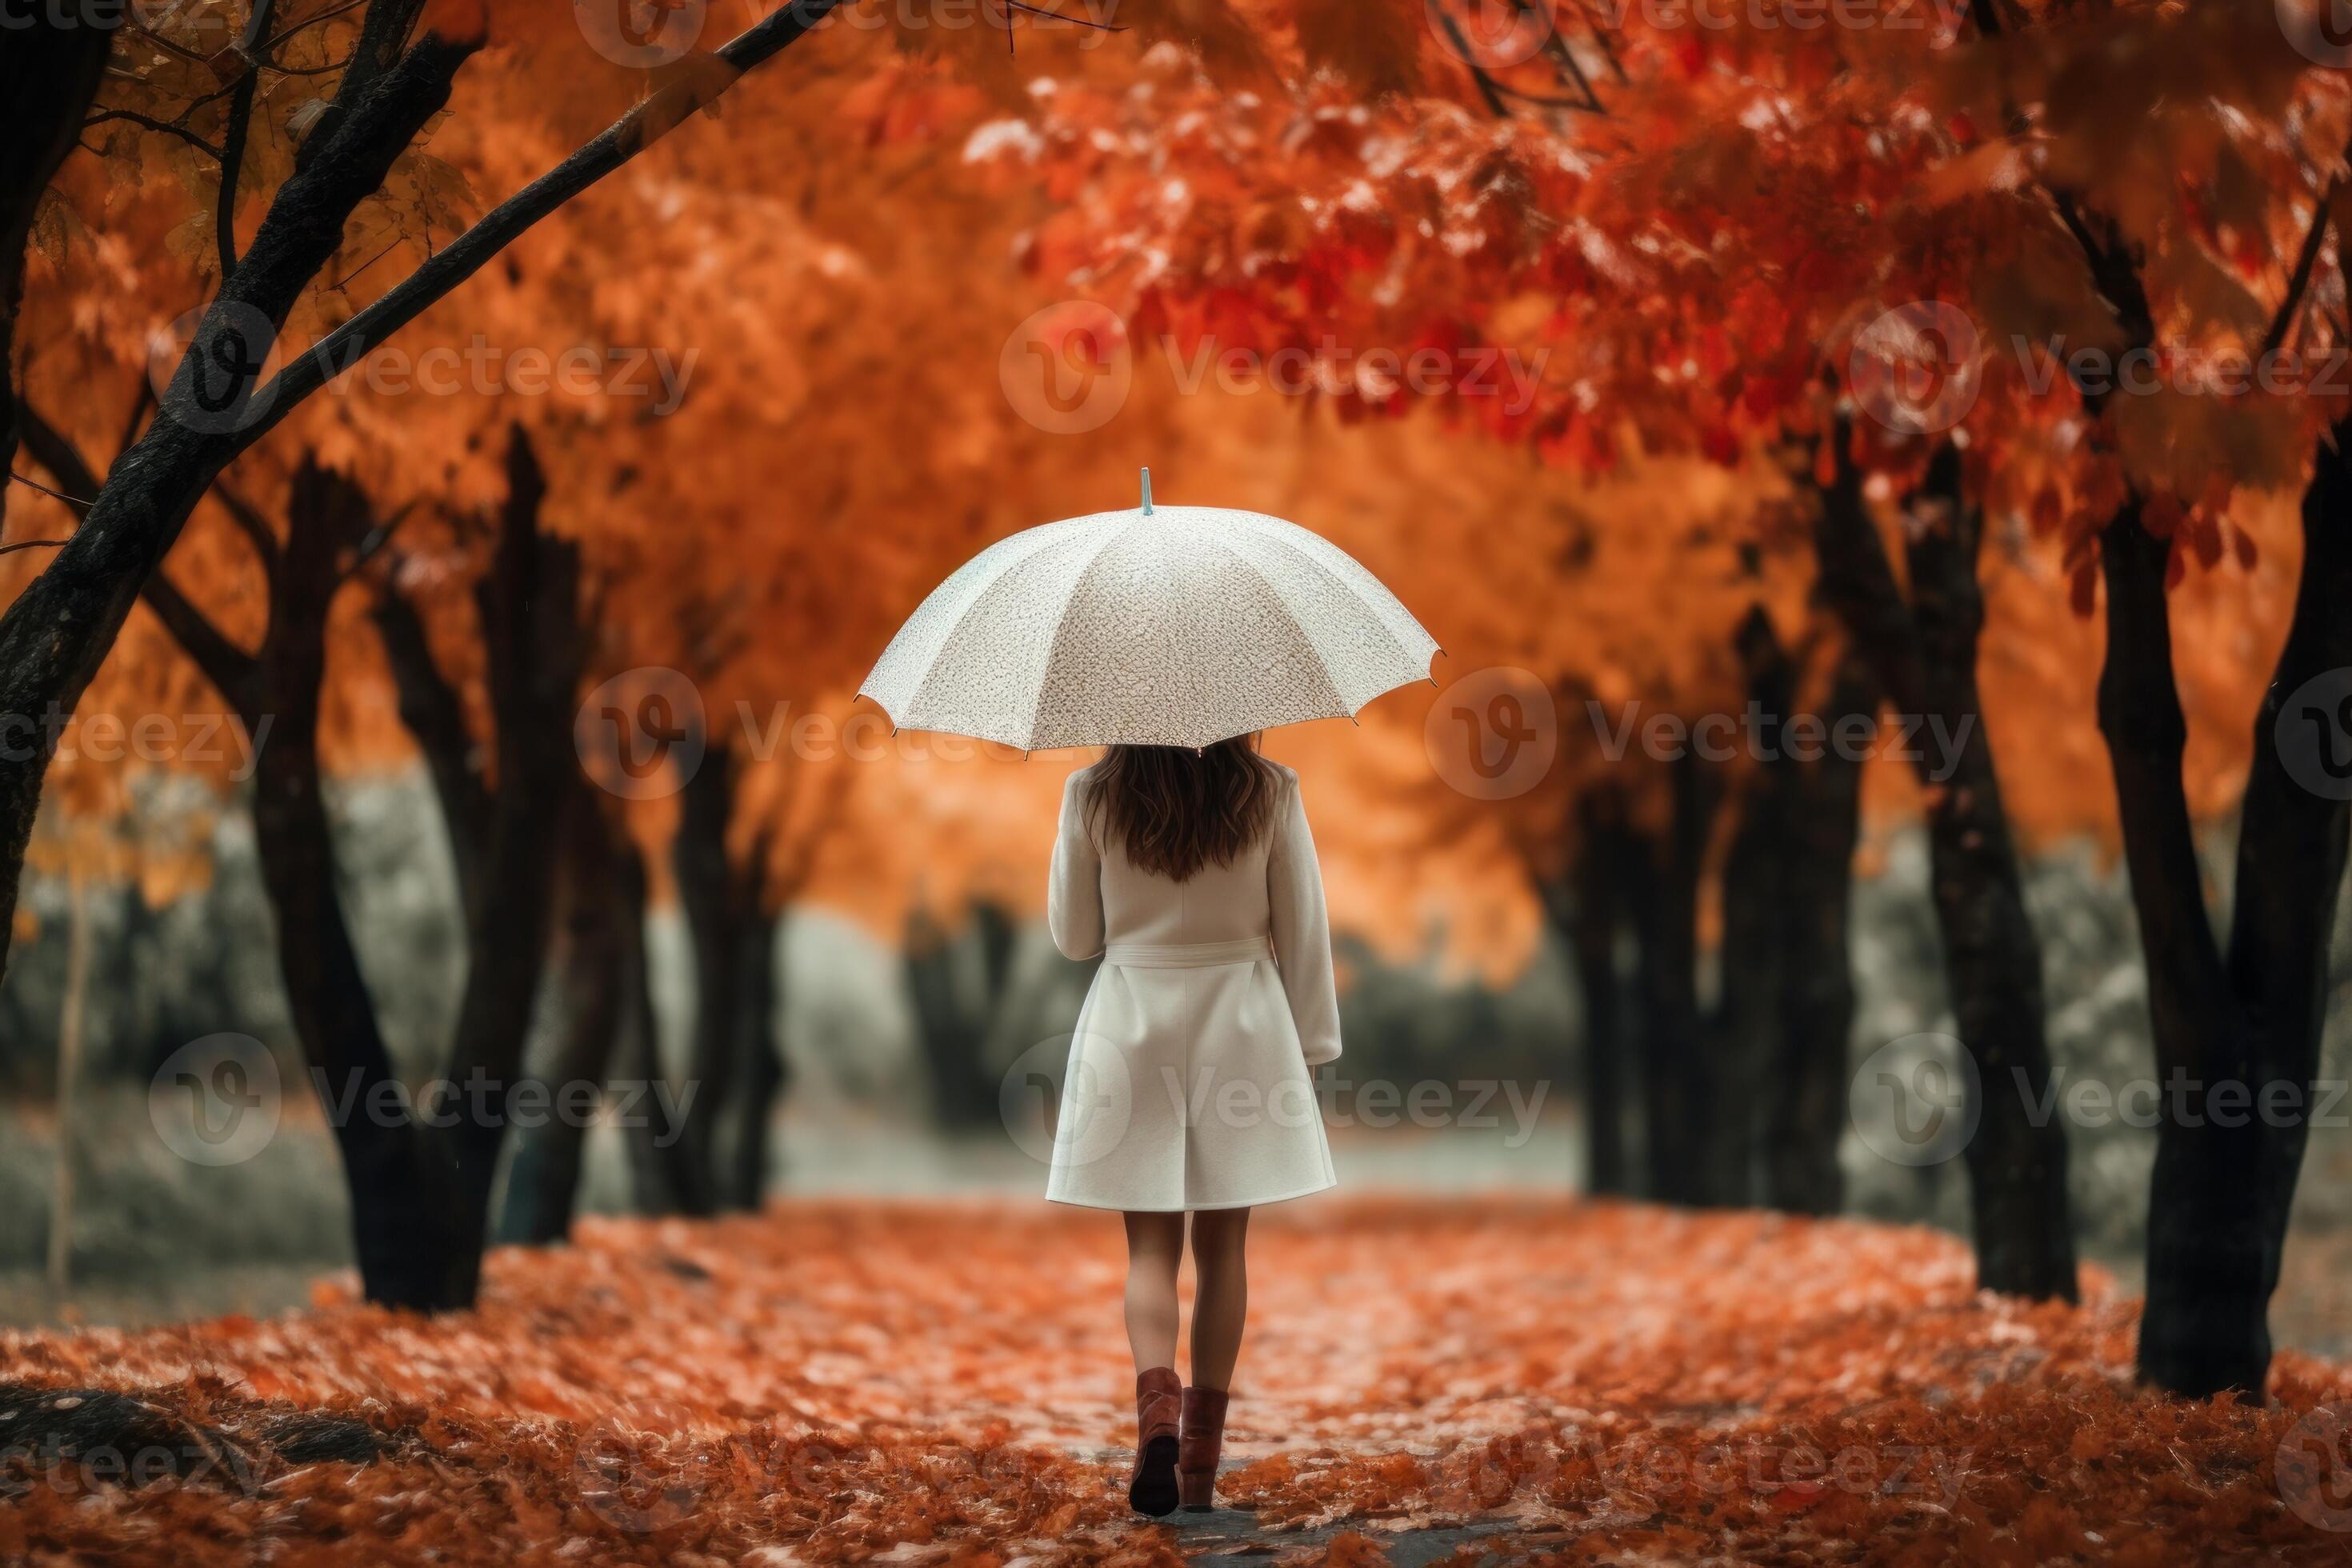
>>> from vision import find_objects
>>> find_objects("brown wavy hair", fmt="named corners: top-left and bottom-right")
top-left (1088, 736), bottom-right (1282, 882)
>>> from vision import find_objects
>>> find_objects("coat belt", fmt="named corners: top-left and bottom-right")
top-left (1102, 936), bottom-right (1275, 968)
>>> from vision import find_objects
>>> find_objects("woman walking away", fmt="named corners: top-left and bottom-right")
top-left (1044, 736), bottom-right (1341, 1517)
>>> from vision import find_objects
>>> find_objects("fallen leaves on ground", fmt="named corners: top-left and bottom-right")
top-left (4, 1198), bottom-right (2350, 1563)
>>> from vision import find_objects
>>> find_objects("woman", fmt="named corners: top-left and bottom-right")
top-left (1044, 735), bottom-right (1341, 1518)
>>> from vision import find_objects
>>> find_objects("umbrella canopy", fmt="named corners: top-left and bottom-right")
top-left (859, 472), bottom-right (1440, 750)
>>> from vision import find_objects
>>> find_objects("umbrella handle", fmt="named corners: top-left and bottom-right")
top-left (1140, 466), bottom-right (1154, 516)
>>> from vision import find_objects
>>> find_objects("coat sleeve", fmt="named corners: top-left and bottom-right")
top-left (1267, 774), bottom-right (1342, 1066)
top-left (1047, 770), bottom-right (1106, 961)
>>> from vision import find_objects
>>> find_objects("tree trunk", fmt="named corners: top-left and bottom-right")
top-left (498, 794), bottom-right (626, 1246)
top-left (0, 14), bottom-right (113, 545)
top-left (720, 909), bottom-right (783, 1210)
top-left (1562, 793), bottom-right (1636, 1194)
top-left (1813, 434), bottom-right (2077, 1298)
top-left (1908, 447), bottom-right (2075, 1300)
top-left (0, 36), bottom-right (478, 978)
top-left (1763, 653), bottom-right (1873, 1216)
top-left (422, 429), bottom-right (585, 1305)
top-left (250, 462), bottom-right (456, 1307)
top-left (611, 835), bottom-right (699, 1211)
top-left (2105, 426), bottom-right (2352, 1395)
top-left (1627, 753), bottom-right (1718, 1206)
top-left (1712, 610), bottom-right (1797, 1207)
top-left (47, 857), bottom-right (90, 1291)
top-left (670, 742), bottom-right (742, 1215)
top-left (906, 901), bottom-right (1019, 1129)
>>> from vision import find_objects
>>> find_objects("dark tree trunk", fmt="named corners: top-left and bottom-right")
top-left (1813, 433), bottom-right (2078, 1299)
top-left (1762, 652), bottom-right (1873, 1216)
top-left (720, 908), bottom-right (784, 1210)
top-left (498, 792), bottom-right (627, 1246)
top-left (0, 14), bottom-right (112, 542)
top-left (0, 2), bottom-right (840, 982)
top-left (243, 462), bottom-right (458, 1307)
top-left (422, 430), bottom-right (586, 1305)
top-left (2102, 432), bottom-right (2352, 1395)
top-left (1562, 792), bottom-right (1636, 1195)
top-left (1711, 610), bottom-right (1798, 1208)
top-left (907, 902), bottom-right (1020, 1128)
top-left (1626, 753), bottom-right (1718, 1206)
top-left (611, 835), bottom-right (700, 1212)
top-left (0, 34), bottom-right (478, 976)
top-left (1907, 447), bottom-right (2075, 1299)
top-left (670, 742), bottom-right (775, 1214)
top-left (372, 582), bottom-right (492, 918)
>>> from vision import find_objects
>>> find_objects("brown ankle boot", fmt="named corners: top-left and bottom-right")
top-left (1127, 1367), bottom-right (1182, 1516)
top-left (1177, 1386), bottom-right (1229, 1511)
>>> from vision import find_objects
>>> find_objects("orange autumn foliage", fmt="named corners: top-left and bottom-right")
top-left (6, 1198), bottom-right (2352, 1562)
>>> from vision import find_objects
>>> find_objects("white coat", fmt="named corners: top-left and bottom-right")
top-left (1042, 761), bottom-right (1339, 1212)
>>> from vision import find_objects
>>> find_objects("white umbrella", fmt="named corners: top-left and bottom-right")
top-left (859, 470), bottom-right (1440, 750)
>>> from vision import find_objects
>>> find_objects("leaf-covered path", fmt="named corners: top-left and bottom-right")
top-left (5, 1198), bottom-right (2351, 1563)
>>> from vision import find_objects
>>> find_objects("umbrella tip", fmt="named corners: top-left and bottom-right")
top-left (1140, 466), bottom-right (1154, 516)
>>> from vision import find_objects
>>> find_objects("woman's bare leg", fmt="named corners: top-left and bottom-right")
top-left (1187, 1206), bottom-right (1250, 1390)
top-left (1122, 1211), bottom-right (1186, 1370)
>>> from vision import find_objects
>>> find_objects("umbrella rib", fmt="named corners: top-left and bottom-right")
top-left (1212, 525), bottom-right (1426, 714)
top-left (890, 522), bottom-right (1098, 744)
top-left (1228, 521), bottom-right (1438, 668)
top-left (1191, 530), bottom-right (1353, 722)
top-left (1019, 518), bottom-right (1136, 750)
